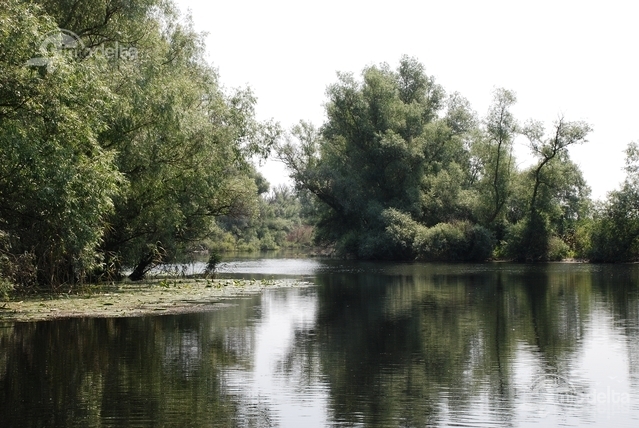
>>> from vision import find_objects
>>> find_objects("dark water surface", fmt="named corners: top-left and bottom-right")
top-left (2, 260), bottom-right (639, 427)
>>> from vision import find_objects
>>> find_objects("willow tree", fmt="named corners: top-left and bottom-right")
top-left (279, 57), bottom-right (491, 259)
top-left (92, 9), bottom-right (276, 279)
top-left (0, 0), bottom-right (122, 287)
top-left (589, 142), bottom-right (639, 261)
top-left (1, 0), bottom-right (278, 286)
top-left (507, 117), bottom-right (592, 261)
top-left (471, 89), bottom-right (518, 228)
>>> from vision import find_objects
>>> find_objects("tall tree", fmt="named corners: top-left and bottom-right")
top-left (279, 57), bottom-right (491, 259)
top-left (0, 0), bottom-right (278, 286)
top-left (0, 0), bottom-right (122, 286)
top-left (476, 88), bottom-right (518, 225)
top-left (512, 117), bottom-right (591, 260)
top-left (589, 142), bottom-right (639, 261)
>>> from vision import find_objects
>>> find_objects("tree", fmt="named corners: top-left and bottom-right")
top-left (472, 89), bottom-right (518, 226)
top-left (0, 0), bottom-right (122, 287)
top-left (589, 142), bottom-right (639, 261)
top-left (101, 51), bottom-right (271, 279)
top-left (508, 117), bottom-right (591, 260)
top-left (211, 177), bottom-right (314, 252)
top-left (0, 0), bottom-right (279, 287)
top-left (281, 58), bottom-right (437, 256)
top-left (279, 57), bottom-right (492, 260)
top-left (31, 0), bottom-right (279, 280)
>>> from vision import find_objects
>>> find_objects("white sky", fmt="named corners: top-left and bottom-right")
top-left (175, 0), bottom-right (639, 200)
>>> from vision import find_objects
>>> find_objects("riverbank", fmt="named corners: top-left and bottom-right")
top-left (0, 278), bottom-right (312, 323)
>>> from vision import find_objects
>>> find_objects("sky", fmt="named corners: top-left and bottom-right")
top-left (175, 0), bottom-right (639, 200)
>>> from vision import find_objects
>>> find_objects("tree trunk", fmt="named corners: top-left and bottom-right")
top-left (128, 253), bottom-right (155, 281)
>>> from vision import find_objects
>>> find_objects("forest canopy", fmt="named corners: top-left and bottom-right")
top-left (1, 0), bottom-right (638, 293)
top-left (0, 0), bottom-right (278, 289)
top-left (278, 57), bottom-right (634, 263)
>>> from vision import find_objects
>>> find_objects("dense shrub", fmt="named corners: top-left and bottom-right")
top-left (382, 208), bottom-right (423, 259)
top-left (0, 275), bottom-right (12, 301)
top-left (357, 233), bottom-right (395, 260)
top-left (503, 214), bottom-right (552, 261)
top-left (547, 236), bottom-right (571, 261)
top-left (414, 221), bottom-right (494, 261)
top-left (466, 225), bottom-right (496, 261)
top-left (415, 223), bottom-right (465, 260)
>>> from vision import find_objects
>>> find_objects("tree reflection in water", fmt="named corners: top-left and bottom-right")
top-left (1, 262), bottom-right (638, 427)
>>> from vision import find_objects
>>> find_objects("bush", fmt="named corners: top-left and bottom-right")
top-left (204, 251), bottom-right (222, 277)
top-left (357, 231), bottom-right (400, 260)
top-left (382, 208), bottom-right (424, 259)
top-left (502, 220), bottom-right (527, 260)
top-left (414, 221), bottom-right (494, 261)
top-left (0, 252), bottom-right (36, 293)
top-left (0, 275), bottom-right (13, 301)
top-left (547, 236), bottom-right (570, 261)
top-left (335, 231), bottom-right (361, 258)
top-left (259, 232), bottom-right (279, 251)
top-left (415, 223), bottom-right (465, 260)
top-left (204, 228), bottom-right (237, 253)
top-left (502, 214), bottom-right (550, 261)
top-left (467, 224), bottom-right (496, 261)
top-left (285, 225), bottom-right (314, 247)
top-left (572, 220), bottom-right (593, 259)
top-left (330, 211), bottom-right (496, 261)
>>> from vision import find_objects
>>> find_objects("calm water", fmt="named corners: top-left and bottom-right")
top-left (2, 260), bottom-right (639, 427)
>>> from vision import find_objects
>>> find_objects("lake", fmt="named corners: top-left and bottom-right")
top-left (1, 259), bottom-right (639, 427)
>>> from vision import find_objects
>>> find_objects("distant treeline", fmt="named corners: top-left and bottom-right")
top-left (207, 183), bottom-right (314, 253)
top-left (1, 0), bottom-right (637, 294)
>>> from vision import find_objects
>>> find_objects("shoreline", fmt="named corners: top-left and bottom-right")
top-left (0, 278), bottom-right (312, 323)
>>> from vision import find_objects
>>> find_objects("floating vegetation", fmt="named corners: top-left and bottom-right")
top-left (0, 278), bottom-right (313, 322)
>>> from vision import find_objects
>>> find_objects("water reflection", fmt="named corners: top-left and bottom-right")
top-left (310, 263), bottom-right (639, 426)
top-left (0, 298), bottom-right (261, 427)
top-left (1, 262), bottom-right (639, 426)
top-left (225, 287), bottom-right (329, 426)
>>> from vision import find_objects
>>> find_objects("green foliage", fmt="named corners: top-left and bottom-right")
top-left (547, 236), bottom-right (571, 261)
top-left (3, 0), bottom-right (629, 285)
top-left (0, 0), bottom-right (278, 286)
top-left (504, 221), bottom-right (572, 262)
top-left (420, 163), bottom-right (475, 225)
top-left (414, 222), bottom-right (494, 261)
top-left (94, 10), bottom-right (276, 279)
top-left (588, 143), bottom-right (639, 261)
top-left (509, 118), bottom-right (592, 261)
top-left (503, 213), bottom-right (550, 261)
top-left (279, 57), bottom-right (483, 259)
top-left (572, 219), bottom-right (594, 259)
top-left (212, 182), bottom-right (314, 252)
top-left (382, 208), bottom-right (422, 258)
top-left (0, 0), bottom-right (122, 286)
top-left (471, 89), bottom-right (517, 226)
top-left (415, 223), bottom-right (465, 260)
top-left (380, 210), bottom-right (495, 261)
top-left (204, 250), bottom-right (221, 276)
top-left (467, 224), bottom-right (497, 261)
top-left (0, 230), bottom-right (36, 295)
top-left (279, 58), bottom-right (597, 262)
top-left (0, 275), bottom-right (13, 301)
top-left (0, 233), bottom-right (15, 299)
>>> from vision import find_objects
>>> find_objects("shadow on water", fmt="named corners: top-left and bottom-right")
top-left (0, 296), bottom-right (265, 427)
